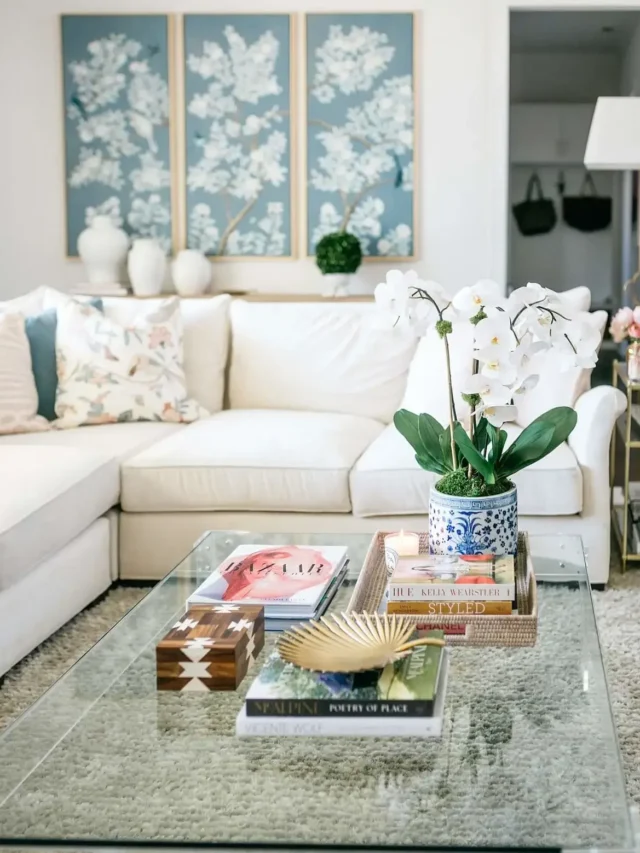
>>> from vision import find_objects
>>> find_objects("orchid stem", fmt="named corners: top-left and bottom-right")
top-left (443, 334), bottom-right (458, 469)
top-left (468, 358), bottom-right (479, 479)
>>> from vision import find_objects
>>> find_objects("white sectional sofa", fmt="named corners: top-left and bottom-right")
top-left (0, 287), bottom-right (625, 675)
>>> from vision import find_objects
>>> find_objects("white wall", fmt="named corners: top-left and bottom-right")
top-left (2, 0), bottom-right (640, 300)
top-left (622, 20), bottom-right (640, 92)
top-left (511, 51), bottom-right (621, 102)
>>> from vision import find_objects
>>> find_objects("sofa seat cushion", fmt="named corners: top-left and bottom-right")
top-left (0, 422), bottom-right (184, 462)
top-left (122, 410), bottom-right (384, 513)
top-left (350, 424), bottom-right (582, 517)
top-left (0, 446), bottom-right (119, 591)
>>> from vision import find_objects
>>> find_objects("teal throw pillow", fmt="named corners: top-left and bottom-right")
top-left (25, 298), bottom-right (103, 421)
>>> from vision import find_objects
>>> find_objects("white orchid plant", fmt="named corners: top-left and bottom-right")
top-left (375, 272), bottom-right (601, 497)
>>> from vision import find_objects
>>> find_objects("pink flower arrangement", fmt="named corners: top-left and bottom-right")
top-left (610, 306), bottom-right (640, 343)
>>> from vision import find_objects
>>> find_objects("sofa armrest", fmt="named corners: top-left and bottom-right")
top-left (568, 384), bottom-right (626, 520)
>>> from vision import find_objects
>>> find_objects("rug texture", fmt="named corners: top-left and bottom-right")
top-left (0, 572), bottom-right (638, 848)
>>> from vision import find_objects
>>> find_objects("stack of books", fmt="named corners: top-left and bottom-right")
top-left (236, 630), bottom-right (448, 737)
top-left (386, 554), bottom-right (516, 623)
top-left (187, 544), bottom-right (349, 631)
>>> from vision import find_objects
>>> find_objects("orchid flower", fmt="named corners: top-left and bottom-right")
top-left (476, 345), bottom-right (518, 385)
top-left (461, 374), bottom-right (512, 408)
top-left (384, 271), bottom-right (591, 487)
top-left (473, 315), bottom-right (515, 351)
top-left (452, 279), bottom-right (502, 319)
top-left (482, 405), bottom-right (518, 427)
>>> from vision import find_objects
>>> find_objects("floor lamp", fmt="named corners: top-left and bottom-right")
top-left (584, 97), bottom-right (640, 298)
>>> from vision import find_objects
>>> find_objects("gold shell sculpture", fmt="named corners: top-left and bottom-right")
top-left (277, 612), bottom-right (445, 673)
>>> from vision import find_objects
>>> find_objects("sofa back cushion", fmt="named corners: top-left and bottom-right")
top-left (228, 301), bottom-right (418, 423)
top-left (100, 294), bottom-right (231, 413)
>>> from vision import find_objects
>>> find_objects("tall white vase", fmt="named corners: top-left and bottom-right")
top-left (77, 216), bottom-right (129, 285)
top-left (171, 249), bottom-right (212, 297)
top-left (128, 239), bottom-right (167, 297)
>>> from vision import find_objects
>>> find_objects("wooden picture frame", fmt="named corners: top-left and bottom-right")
top-left (303, 12), bottom-right (418, 263)
top-left (60, 13), bottom-right (175, 259)
top-left (178, 13), bottom-right (297, 261)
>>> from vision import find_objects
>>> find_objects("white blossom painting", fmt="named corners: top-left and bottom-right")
top-left (183, 15), bottom-right (293, 258)
top-left (306, 14), bottom-right (415, 259)
top-left (61, 15), bottom-right (173, 256)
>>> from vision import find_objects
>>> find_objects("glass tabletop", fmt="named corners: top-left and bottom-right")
top-left (0, 531), bottom-right (632, 852)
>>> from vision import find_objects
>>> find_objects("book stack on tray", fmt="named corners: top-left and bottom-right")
top-left (187, 544), bottom-right (349, 632)
top-left (236, 630), bottom-right (448, 738)
top-left (386, 554), bottom-right (516, 631)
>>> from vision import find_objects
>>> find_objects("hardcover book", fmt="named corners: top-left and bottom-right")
top-left (237, 651), bottom-right (450, 738)
top-left (265, 564), bottom-right (348, 631)
top-left (388, 554), bottom-right (515, 601)
top-left (245, 630), bottom-right (444, 718)
top-left (387, 600), bottom-right (513, 615)
top-left (187, 544), bottom-right (348, 618)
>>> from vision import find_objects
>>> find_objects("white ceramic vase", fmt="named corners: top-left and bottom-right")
top-left (322, 273), bottom-right (350, 297)
top-left (171, 249), bottom-right (212, 297)
top-left (127, 239), bottom-right (167, 297)
top-left (428, 487), bottom-right (518, 556)
top-left (77, 216), bottom-right (129, 285)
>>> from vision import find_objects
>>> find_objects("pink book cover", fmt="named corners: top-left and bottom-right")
top-left (188, 544), bottom-right (348, 608)
top-left (391, 554), bottom-right (514, 586)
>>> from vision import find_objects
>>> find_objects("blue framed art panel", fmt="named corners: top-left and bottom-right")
top-left (306, 13), bottom-right (415, 259)
top-left (183, 14), bottom-right (294, 258)
top-left (61, 15), bottom-right (173, 257)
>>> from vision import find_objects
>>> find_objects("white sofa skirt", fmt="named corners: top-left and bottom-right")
top-left (0, 518), bottom-right (112, 677)
top-left (119, 510), bottom-right (609, 585)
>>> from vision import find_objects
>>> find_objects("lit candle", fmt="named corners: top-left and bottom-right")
top-left (384, 530), bottom-right (420, 574)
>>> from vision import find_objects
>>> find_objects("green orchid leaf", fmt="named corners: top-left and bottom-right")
top-left (474, 416), bottom-right (489, 456)
top-left (415, 453), bottom-right (449, 476)
top-left (418, 412), bottom-right (446, 459)
top-left (486, 422), bottom-right (508, 468)
top-left (498, 406), bottom-right (577, 478)
top-left (439, 424), bottom-right (465, 472)
top-left (393, 409), bottom-right (423, 455)
top-left (395, 409), bottom-right (449, 473)
top-left (453, 424), bottom-right (496, 484)
top-left (498, 422), bottom-right (555, 478)
top-left (439, 428), bottom-right (453, 471)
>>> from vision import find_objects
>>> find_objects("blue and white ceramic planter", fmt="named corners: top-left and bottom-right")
top-left (428, 486), bottom-right (518, 556)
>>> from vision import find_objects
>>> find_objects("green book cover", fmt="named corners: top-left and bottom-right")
top-left (245, 633), bottom-right (444, 718)
top-left (378, 630), bottom-right (444, 702)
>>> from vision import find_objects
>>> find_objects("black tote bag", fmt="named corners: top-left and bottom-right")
top-left (512, 173), bottom-right (557, 237)
top-left (562, 173), bottom-right (612, 233)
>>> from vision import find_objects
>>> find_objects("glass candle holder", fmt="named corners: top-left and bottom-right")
top-left (384, 530), bottom-right (420, 575)
top-left (628, 341), bottom-right (640, 382)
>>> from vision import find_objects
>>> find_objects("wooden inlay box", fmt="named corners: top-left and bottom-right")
top-left (156, 604), bottom-right (265, 691)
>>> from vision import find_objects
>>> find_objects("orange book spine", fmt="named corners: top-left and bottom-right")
top-left (386, 600), bottom-right (513, 616)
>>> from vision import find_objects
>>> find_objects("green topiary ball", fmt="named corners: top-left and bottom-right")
top-left (315, 231), bottom-right (363, 275)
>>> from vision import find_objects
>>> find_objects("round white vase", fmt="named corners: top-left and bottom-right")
top-left (171, 249), bottom-right (212, 297)
top-left (127, 239), bottom-right (167, 297)
top-left (322, 272), bottom-right (350, 297)
top-left (77, 216), bottom-right (129, 285)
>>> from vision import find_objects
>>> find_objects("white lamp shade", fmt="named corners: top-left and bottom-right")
top-left (584, 97), bottom-right (640, 170)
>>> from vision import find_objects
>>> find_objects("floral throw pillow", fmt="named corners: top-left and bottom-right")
top-left (54, 298), bottom-right (207, 428)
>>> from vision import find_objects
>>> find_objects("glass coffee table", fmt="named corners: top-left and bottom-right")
top-left (0, 532), bottom-right (633, 852)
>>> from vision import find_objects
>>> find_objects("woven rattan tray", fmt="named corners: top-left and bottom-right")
top-left (346, 531), bottom-right (537, 647)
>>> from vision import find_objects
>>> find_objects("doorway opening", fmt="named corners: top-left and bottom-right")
top-left (508, 8), bottom-right (640, 319)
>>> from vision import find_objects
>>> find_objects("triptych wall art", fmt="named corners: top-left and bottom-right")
top-left (61, 13), bottom-right (416, 261)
